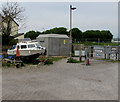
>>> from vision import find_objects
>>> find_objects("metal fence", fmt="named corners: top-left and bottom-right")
top-left (73, 45), bottom-right (120, 61)
top-left (93, 46), bottom-right (120, 60)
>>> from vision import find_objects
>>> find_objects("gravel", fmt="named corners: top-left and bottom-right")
top-left (2, 58), bottom-right (118, 100)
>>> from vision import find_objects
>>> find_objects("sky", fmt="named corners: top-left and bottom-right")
top-left (0, 1), bottom-right (118, 38)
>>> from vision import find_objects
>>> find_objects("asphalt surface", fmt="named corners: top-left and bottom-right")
top-left (2, 58), bottom-right (118, 100)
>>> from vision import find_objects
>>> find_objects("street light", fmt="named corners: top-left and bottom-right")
top-left (70, 5), bottom-right (76, 57)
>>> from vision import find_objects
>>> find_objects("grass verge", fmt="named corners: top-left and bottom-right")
top-left (67, 57), bottom-right (84, 63)
top-left (39, 56), bottom-right (65, 65)
top-left (96, 58), bottom-right (120, 63)
top-left (73, 42), bottom-right (119, 46)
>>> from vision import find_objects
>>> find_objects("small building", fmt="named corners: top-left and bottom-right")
top-left (0, 15), bottom-right (24, 39)
top-left (36, 34), bottom-right (70, 56)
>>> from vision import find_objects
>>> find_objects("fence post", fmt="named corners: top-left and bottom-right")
top-left (90, 46), bottom-right (93, 58)
top-left (116, 53), bottom-right (118, 60)
top-left (118, 53), bottom-right (120, 61)
top-left (105, 46), bottom-right (111, 60)
top-left (104, 46), bottom-right (106, 59)
top-left (104, 53), bottom-right (106, 59)
top-left (118, 46), bottom-right (120, 61)
top-left (107, 53), bottom-right (110, 60)
top-left (79, 45), bottom-right (82, 62)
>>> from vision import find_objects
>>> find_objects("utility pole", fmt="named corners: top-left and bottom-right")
top-left (70, 5), bottom-right (76, 57)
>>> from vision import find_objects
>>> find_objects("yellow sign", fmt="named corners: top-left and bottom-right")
top-left (63, 40), bottom-right (66, 44)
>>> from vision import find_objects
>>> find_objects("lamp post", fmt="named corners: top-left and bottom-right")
top-left (70, 5), bottom-right (76, 57)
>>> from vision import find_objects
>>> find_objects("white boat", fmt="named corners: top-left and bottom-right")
top-left (7, 40), bottom-right (46, 60)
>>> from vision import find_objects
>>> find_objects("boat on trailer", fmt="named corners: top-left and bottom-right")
top-left (7, 39), bottom-right (46, 61)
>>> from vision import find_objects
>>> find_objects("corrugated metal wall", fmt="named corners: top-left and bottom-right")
top-left (37, 37), bottom-right (70, 56)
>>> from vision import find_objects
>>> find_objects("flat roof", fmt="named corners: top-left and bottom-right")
top-left (37, 34), bottom-right (69, 38)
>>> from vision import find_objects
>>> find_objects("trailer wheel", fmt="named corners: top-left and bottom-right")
top-left (16, 63), bottom-right (21, 68)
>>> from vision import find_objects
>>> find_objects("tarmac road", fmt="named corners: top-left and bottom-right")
top-left (2, 58), bottom-right (118, 100)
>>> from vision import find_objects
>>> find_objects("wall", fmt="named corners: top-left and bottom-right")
top-left (10, 21), bottom-right (18, 36)
top-left (37, 37), bottom-right (70, 56)
top-left (48, 37), bottom-right (60, 56)
top-left (36, 37), bottom-right (49, 55)
top-left (59, 38), bottom-right (70, 56)
top-left (48, 37), bottom-right (70, 56)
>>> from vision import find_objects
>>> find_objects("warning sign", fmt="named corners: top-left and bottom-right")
top-left (63, 40), bottom-right (66, 44)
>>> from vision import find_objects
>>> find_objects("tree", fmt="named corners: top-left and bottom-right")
top-left (0, 2), bottom-right (25, 45)
top-left (82, 30), bottom-right (113, 42)
top-left (24, 31), bottom-right (41, 40)
top-left (43, 27), bottom-right (68, 34)
top-left (101, 30), bottom-right (113, 42)
top-left (69, 28), bottom-right (82, 43)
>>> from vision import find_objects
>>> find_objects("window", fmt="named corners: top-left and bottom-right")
top-left (40, 41), bottom-right (44, 42)
top-left (28, 44), bottom-right (35, 48)
top-left (21, 45), bottom-right (27, 49)
top-left (10, 45), bottom-right (16, 50)
top-left (36, 43), bottom-right (40, 48)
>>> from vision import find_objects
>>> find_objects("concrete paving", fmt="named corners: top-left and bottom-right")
top-left (2, 58), bottom-right (118, 100)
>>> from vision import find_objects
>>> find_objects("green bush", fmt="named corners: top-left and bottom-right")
top-left (44, 58), bottom-right (53, 65)
top-left (39, 56), bottom-right (63, 65)
top-left (2, 60), bottom-right (13, 67)
top-left (50, 57), bottom-right (63, 62)
top-left (67, 58), bottom-right (80, 63)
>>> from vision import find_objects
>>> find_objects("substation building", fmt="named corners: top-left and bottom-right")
top-left (36, 34), bottom-right (70, 56)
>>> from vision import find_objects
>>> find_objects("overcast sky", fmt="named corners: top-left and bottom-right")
top-left (0, 2), bottom-right (118, 38)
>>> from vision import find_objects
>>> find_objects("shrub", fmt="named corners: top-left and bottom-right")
top-left (2, 60), bottom-right (13, 67)
top-left (67, 57), bottom-right (80, 63)
top-left (44, 58), bottom-right (53, 65)
top-left (39, 56), bottom-right (46, 62)
top-left (50, 57), bottom-right (63, 62)
top-left (39, 56), bottom-right (64, 65)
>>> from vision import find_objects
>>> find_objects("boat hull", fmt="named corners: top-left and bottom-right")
top-left (8, 49), bottom-right (44, 56)
top-left (20, 53), bottom-right (40, 62)
top-left (7, 49), bottom-right (45, 62)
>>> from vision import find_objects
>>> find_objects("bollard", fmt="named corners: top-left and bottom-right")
top-left (86, 57), bottom-right (90, 65)
top-left (85, 47), bottom-right (90, 65)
